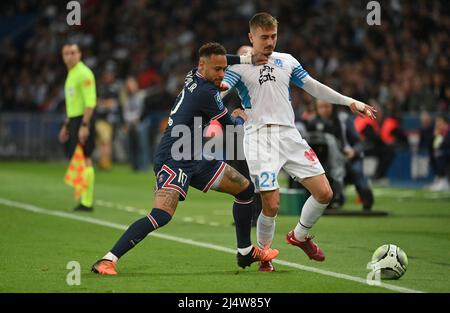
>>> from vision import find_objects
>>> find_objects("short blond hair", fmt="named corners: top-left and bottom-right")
top-left (249, 12), bottom-right (278, 32)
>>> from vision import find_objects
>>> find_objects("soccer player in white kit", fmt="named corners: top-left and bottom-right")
top-left (222, 13), bottom-right (377, 272)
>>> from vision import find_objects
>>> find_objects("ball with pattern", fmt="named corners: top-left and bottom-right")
top-left (370, 244), bottom-right (408, 280)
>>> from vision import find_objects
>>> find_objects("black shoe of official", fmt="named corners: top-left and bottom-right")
top-left (236, 246), bottom-right (279, 269)
top-left (73, 204), bottom-right (94, 212)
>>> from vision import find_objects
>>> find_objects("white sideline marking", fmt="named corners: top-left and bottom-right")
top-left (95, 199), bottom-right (223, 228)
top-left (0, 197), bottom-right (424, 293)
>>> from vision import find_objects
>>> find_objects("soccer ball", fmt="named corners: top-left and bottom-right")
top-left (369, 244), bottom-right (408, 280)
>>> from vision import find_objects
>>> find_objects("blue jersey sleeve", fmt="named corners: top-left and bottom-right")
top-left (200, 88), bottom-right (242, 126)
top-left (200, 89), bottom-right (229, 120)
top-left (223, 68), bottom-right (242, 88)
top-left (289, 55), bottom-right (309, 88)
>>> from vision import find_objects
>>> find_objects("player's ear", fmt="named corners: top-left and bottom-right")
top-left (248, 32), bottom-right (253, 44)
top-left (198, 57), bottom-right (205, 70)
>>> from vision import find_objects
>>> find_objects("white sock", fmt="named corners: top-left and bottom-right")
top-left (294, 196), bottom-right (328, 241)
top-left (237, 245), bottom-right (253, 256)
top-left (103, 252), bottom-right (118, 263)
top-left (257, 212), bottom-right (276, 248)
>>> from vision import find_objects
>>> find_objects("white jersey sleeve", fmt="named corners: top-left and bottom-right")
top-left (222, 52), bottom-right (318, 128)
top-left (288, 55), bottom-right (310, 88)
top-left (222, 68), bottom-right (241, 89)
top-left (285, 55), bottom-right (364, 109)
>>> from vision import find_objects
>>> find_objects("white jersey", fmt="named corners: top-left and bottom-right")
top-left (223, 51), bottom-right (309, 129)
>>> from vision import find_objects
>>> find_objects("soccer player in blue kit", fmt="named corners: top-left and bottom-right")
top-left (92, 43), bottom-right (279, 275)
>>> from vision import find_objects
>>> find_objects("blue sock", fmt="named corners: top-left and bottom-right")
top-left (233, 183), bottom-right (254, 249)
top-left (110, 208), bottom-right (171, 259)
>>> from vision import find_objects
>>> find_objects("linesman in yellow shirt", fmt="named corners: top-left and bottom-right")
top-left (59, 43), bottom-right (96, 211)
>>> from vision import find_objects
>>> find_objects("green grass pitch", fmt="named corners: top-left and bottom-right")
top-left (1, 162), bottom-right (449, 293)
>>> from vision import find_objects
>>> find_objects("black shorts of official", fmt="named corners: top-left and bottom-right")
top-left (64, 116), bottom-right (96, 159)
top-left (154, 159), bottom-right (226, 201)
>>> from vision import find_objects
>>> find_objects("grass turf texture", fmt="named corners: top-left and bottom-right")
top-left (0, 162), bottom-right (449, 293)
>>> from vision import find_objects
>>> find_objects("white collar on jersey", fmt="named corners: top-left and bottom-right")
top-left (196, 71), bottom-right (205, 79)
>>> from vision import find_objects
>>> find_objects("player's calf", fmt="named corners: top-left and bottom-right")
top-left (92, 207), bottom-right (173, 275)
top-left (111, 208), bottom-right (172, 258)
top-left (233, 181), bottom-right (255, 255)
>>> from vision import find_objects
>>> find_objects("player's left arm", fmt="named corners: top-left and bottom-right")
top-left (289, 56), bottom-right (376, 119)
top-left (78, 70), bottom-right (97, 144)
top-left (301, 76), bottom-right (376, 119)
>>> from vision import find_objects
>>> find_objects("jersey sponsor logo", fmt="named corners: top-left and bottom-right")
top-left (259, 65), bottom-right (276, 85)
top-left (274, 58), bottom-right (283, 68)
top-left (215, 92), bottom-right (224, 110)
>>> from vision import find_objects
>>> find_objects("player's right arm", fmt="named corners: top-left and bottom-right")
top-left (226, 52), bottom-right (268, 66)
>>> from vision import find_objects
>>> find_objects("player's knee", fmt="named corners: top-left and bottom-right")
top-left (149, 208), bottom-right (172, 229)
top-left (262, 195), bottom-right (280, 214)
top-left (315, 186), bottom-right (333, 204)
top-left (235, 181), bottom-right (255, 202)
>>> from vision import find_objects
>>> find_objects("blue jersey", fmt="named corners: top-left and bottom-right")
top-left (155, 68), bottom-right (242, 167)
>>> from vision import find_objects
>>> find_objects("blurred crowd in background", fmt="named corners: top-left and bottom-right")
top-left (1, 0), bottom-right (448, 113)
top-left (0, 0), bottom-right (449, 189)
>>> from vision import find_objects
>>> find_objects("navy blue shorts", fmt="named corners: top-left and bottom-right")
top-left (154, 159), bottom-right (226, 201)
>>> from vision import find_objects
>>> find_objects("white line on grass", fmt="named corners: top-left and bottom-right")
top-left (95, 199), bottom-right (224, 228)
top-left (0, 197), bottom-right (424, 293)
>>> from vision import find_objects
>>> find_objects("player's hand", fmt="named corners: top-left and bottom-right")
top-left (251, 52), bottom-right (269, 65)
top-left (350, 101), bottom-right (377, 120)
top-left (58, 125), bottom-right (69, 144)
top-left (219, 83), bottom-right (229, 92)
top-left (78, 125), bottom-right (89, 145)
top-left (343, 146), bottom-right (356, 159)
top-left (232, 108), bottom-right (248, 121)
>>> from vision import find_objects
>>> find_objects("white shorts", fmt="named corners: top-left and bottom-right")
top-left (243, 125), bottom-right (325, 191)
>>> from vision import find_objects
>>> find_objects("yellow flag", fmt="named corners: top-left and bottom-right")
top-left (64, 144), bottom-right (87, 199)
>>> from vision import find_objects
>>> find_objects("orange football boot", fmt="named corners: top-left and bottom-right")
top-left (91, 259), bottom-right (117, 275)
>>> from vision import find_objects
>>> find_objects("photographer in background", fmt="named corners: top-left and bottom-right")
top-left (307, 100), bottom-right (374, 210)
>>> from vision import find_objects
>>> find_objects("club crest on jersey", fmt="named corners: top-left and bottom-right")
top-left (215, 92), bottom-right (224, 110)
top-left (274, 58), bottom-right (283, 68)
